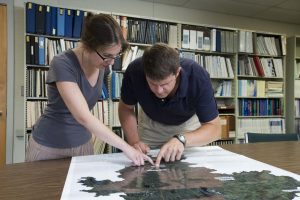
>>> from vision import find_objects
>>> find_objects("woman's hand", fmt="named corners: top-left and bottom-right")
top-left (124, 146), bottom-right (154, 166)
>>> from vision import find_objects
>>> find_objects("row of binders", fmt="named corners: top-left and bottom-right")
top-left (237, 118), bottom-right (285, 138)
top-left (123, 17), bottom-right (174, 45)
top-left (181, 53), bottom-right (234, 79)
top-left (239, 30), bottom-right (285, 56)
top-left (26, 101), bottom-right (47, 128)
top-left (181, 25), bottom-right (238, 53)
top-left (214, 81), bottom-right (232, 97)
top-left (26, 35), bottom-right (78, 65)
top-left (26, 100), bottom-right (109, 129)
top-left (26, 68), bottom-right (48, 98)
top-left (26, 2), bottom-right (84, 38)
top-left (238, 56), bottom-right (283, 78)
top-left (26, 68), bottom-right (109, 100)
top-left (238, 98), bottom-right (283, 116)
top-left (238, 80), bottom-right (283, 97)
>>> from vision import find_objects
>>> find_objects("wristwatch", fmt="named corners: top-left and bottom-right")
top-left (173, 134), bottom-right (186, 147)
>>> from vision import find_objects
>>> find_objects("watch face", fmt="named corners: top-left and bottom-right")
top-left (177, 134), bottom-right (186, 144)
top-left (174, 134), bottom-right (186, 146)
top-left (179, 135), bottom-right (185, 141)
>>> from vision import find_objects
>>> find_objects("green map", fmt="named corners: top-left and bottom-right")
top-left (78, 158), bottom-right (300, 200)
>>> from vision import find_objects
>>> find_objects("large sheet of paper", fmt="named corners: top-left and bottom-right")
top-left (61, 146), bottom-right (300, 200)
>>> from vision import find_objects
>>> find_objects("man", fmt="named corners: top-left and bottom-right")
top-left (119, 43), bottom-right (221, 166)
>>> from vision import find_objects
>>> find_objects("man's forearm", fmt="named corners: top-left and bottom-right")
top-left (119, 104), bottom-right (140, 146)
top-left (185, 116), bottom-right (221, 147)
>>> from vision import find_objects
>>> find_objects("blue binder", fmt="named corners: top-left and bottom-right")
top-left (111, 72), bottom-right (116, 99)
top-left (64, 9), bottom-right (74, 37)
top-left (72, 10), bottom-right (83, 38)
top-left (216, 30), bottom-right (221, 52)
top-left (26, 2), bottom-right (36, 33)
top-left (50, 7), bottom-right (57, 35)
top-left (45, 6), bottom-right (51, 35)
top-left (57, 8), bottom-right (65, 36)
top-left (38, 37), bottom-right (45, 65)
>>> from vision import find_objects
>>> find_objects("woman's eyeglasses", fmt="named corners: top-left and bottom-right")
top-left (94, 49), bottom-right (123, 62)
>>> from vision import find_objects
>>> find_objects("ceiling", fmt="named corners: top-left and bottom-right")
top-left (138, 0), bottom-right (300, 25)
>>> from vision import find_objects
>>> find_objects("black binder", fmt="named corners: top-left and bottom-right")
top-left (35, 4), bottom-right (46, 34)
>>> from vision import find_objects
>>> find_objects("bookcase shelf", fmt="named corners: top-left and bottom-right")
top-left (236, 30), bottom-right (286, 141)
top-left (286, 35), bottom-right (300, 133)
top-left (26, 32), bottom-right (80, 41)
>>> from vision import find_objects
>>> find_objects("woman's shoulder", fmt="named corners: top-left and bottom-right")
top-left (50, 50), bottom-right (79, 69)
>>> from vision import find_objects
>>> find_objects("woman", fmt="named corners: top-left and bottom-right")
top-left (26, 12), bottom-right (153, 166)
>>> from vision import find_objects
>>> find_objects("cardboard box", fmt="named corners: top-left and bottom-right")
top-left (220, 115), bottom-right (235, 139)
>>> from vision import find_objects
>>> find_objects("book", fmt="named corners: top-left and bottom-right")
top-left (72, 10), bottom-right (84, 38)
top-left (34, 36), bottom-right (39, 65)
top-left (196, 30), bottom-right (204, 50)
top-left (64, 9), bottom-right (74, 37)
top-left (182, 28), bottom-right (190, 49)
top-left (38, 37), bottom-right (45, 65)
top-left (26, 35), bottom-right (31, 64)
top-left (57, 8), bottom-right (65, 36)
top-left (50, 7), bottom-right (57, 35)
top-left (26, 2), bottom-right (36, 33)
top-left (45, 6), bottom-right (51, 35)
top-left (35, 4), bottom-right (46, 34)
top-left (189, 29), bottom-right (197, 50)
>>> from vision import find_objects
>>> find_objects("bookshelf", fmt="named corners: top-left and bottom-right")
top-left (109, 15), bottom-right (180, 147)
top-left (179, 24), bottom-right (237, 144)
top-left (22, 2), bottom-right (289, 161)
top-left (236, 30), bottom-right (286, 141)
top-left (24, 3), bottom-right (112, 156)
top-left (286, 36), bottom-right (300, 133)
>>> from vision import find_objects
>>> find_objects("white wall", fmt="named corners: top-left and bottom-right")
top-left (11, 0), bottom-right (300, 163)
top-left (14, 0), bottom-right (300, 35)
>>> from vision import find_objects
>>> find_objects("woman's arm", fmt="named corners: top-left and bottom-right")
top-left (56, 81), bottom-right (153, 166)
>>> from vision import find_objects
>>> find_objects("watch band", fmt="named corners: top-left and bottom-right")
top-left (173, 134), bottom-right (186, 147)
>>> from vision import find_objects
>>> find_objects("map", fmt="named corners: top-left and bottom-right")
top-left (61, 146), bottom-right (300, 200)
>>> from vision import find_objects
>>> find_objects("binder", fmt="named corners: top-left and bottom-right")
top-left (45, 6), bottom-right (51, 35)
top-left (112, 57), bottom-right (122, 71)
top-left (210, 28), bottom-right (216, 51)
top-left (216, 29), bottom-right (221, 52)
top-left (189, 29), bottom-right (197, 50)
top-left (34, 36), bottom-right (39, 65)
top-left (38, 37), bottom-right (45, 65)
top-left (26, 35), bottom-right (31, 64)
top-left (182, 28), bottom-right (190, 49)
top-left (50, 6), bottom-right (57, 35)
top-left (57, 8), bottom-right (65, 36)
top-left (29, 36), bottom-right (35, 64)
top-left (72, 10), bottom-right (84, 38)
top-left (196, 30), bottom-right (204, 50)
top-left (35, 4), bottom-right (46, 34)
top-left (64, 9), bottom-right (74, 37)
top-left (26, 2), bottom-right (36, 33)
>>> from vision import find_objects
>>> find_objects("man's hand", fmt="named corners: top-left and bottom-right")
top-left (155, 138), bottom-right (184, 167)
top-left (132, 141), bottom-right (150, 154)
